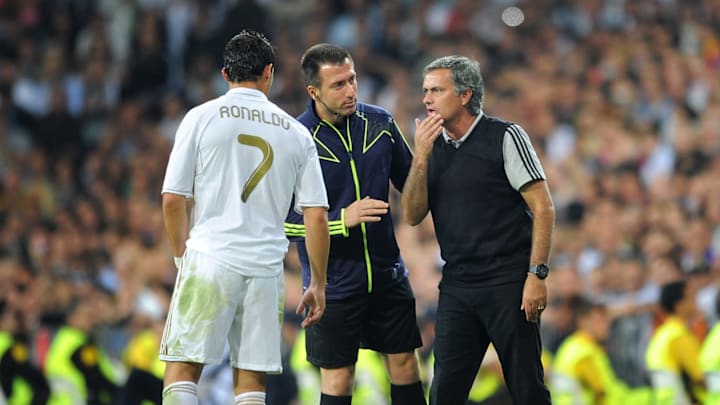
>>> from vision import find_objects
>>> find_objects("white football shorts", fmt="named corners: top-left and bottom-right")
top-left (159, 248), bottom-right (284, 373)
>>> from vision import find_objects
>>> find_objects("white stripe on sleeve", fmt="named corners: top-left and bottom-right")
top-left (503, 124), bottom-right (546, 191)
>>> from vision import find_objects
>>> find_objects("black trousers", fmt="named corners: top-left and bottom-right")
top-left (430, 280), bottom-right (551, 405)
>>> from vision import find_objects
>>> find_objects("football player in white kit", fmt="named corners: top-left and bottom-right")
top-left (159, 30), bottom-right (330, 405)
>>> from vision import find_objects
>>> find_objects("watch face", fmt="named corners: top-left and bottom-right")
top-left (533, 264), bottom-right (549, 279)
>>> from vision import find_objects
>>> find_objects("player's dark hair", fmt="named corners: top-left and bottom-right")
top-left (223, 30), bottom-right (275, 83)
top-left (301, 43), bottom-right (353, 87)
top-left (660, 280), bottom-right (686, 313)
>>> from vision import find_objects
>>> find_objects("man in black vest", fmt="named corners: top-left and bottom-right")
top-left (402, 55), bottom-right (555, 405)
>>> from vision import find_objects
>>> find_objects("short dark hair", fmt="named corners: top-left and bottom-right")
top-left (660, 280), bottom-right (687, 313)
top-left (300, 43), bottom-right (353, 87)
top-left (223, 30), bottom-right (275, 83)
top-left (569, 296), bottom-right (605, 325)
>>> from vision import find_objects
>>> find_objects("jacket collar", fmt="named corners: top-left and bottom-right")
top-left (300, 98), bottom-right (322, 126)
top-left (301, 98), bottom-right (359, 128)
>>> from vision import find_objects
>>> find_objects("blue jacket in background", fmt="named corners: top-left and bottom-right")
top-left (285, 100), bottom-right (413, 300)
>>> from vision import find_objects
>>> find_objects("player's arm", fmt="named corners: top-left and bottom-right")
top-left (293, 128), bottom-right (330, 327)
top-left (402, 114), bottom-right (443, 225)
top-left (297, 206), bottom-right (329, 328)
top-left (162, 192), bottom-right (189, 260)
top-left (303, 206), bottom-right (329, 287)
top-left (161, 108), bottom-right (198, 267)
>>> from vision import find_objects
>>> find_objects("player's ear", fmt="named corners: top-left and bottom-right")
top-left (221, 67), bottom-right (230, 82)
top-left (307, 85), bottom-right (317, 100)
top-left (262, 63), bottom-right (274, 80)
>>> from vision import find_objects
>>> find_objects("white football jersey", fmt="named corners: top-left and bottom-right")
top-left (162, 88), bottom-right (328, 277)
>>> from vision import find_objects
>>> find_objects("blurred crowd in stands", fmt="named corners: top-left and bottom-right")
top-left (0, 0), bottom-right (719, 403)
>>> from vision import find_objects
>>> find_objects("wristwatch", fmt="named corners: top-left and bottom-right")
top-left (528, 263), bottom-right (550, 280)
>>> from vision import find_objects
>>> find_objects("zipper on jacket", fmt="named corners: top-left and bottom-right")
top-left (323, 117), bottom-right (373, 293)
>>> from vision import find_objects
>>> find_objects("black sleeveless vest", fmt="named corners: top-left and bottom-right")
top-left (428, 115), bottom-right (533, 286)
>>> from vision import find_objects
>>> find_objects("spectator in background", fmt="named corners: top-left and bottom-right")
top-left (402, 55), bottom-right (555, 404)
top-left (44, 296), bottom-right (118, 405)
top-left (121, 13), bottom-right (168, 104)
top-left (120, 325), bottom-right (164, 404)
top-left (0, 300), bottom-right (50, 405)
top-left (118, 288), bottom-right (169, 405)
top-left (31, 86), bottom-right (84, 167)
top-left (646, 280), bottom-right (706, 405)
top-left (552, 298), bottom-right (638, 405)
top-left (700, 292), bottom-right (720, 405)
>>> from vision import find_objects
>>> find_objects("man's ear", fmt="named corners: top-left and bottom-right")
top-left (263, 63), bottom-right (274, 80)
top-left (461, 89), bottom-right (472, 106)
top-left (307, 85), bottom-right (317, 100)
top-left (221, 67), bottom-right (229, 82)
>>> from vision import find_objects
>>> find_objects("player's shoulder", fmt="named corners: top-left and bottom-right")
top-left (262, 100), bottom-right (313, 139)
top-left (269, 102), bottom-right (309, 132)
top-left (264, 100), bottom-right (299, 124)
top-left (184, 97), bottom-right (223, 121)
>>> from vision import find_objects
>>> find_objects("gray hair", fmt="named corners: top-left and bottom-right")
top-left (424, 55), bottom-right (484, 115)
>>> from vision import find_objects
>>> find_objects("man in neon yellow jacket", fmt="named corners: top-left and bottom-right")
top-left (0, 304), bottom-right (50, 404)
top-left (700, 292), bottom-right (720, 405)
top-left (121, 322), bottom-right (165, 404)
top-left (45, 298), bottom-right (118, 405)
top-left (645, 280), bottom-right (705, 405)
top-left (552, 298), bottom-right (631, 405)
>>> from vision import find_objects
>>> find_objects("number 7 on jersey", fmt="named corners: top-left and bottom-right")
top-left (237, 134), bottom-right (274, 202)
